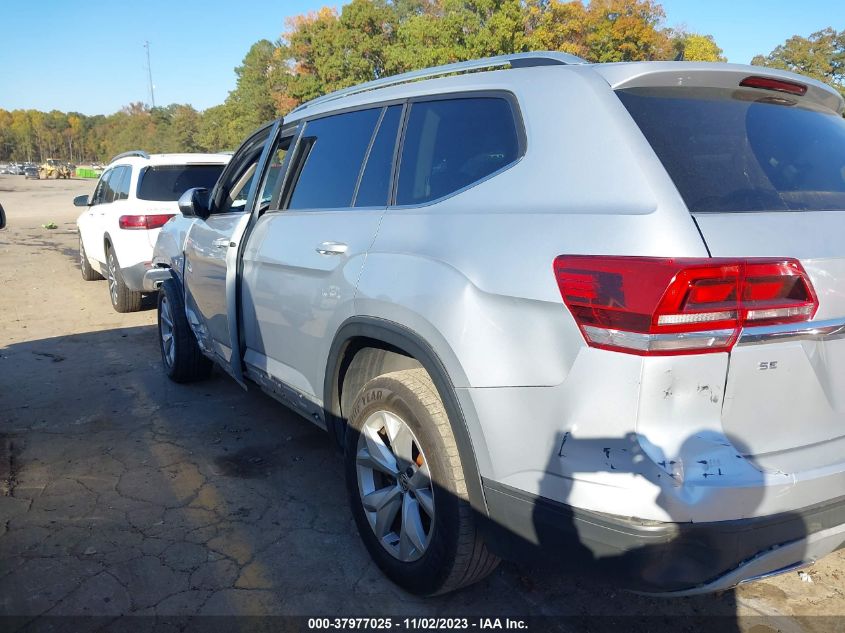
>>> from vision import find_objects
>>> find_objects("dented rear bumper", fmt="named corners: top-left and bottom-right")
top-left (481, 480), bottom-right (845, 594)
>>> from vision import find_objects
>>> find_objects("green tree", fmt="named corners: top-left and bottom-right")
top-left (196, 103), bottom-right (242, 152)
top-left (386, 0), bottom-right (527, 72)
top-left (752, 28), bottom-right (845, 97)
top-left (169, 105), bottom-right (202, 152)
top-left (226, 40), bottom-right (279, 137)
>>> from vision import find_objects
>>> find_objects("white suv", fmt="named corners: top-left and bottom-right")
top-left (74, 151), bottom-right (230, 312)
top-left (150, 53), bottom-right (845, 596)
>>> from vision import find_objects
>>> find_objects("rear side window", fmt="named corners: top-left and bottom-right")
top-left (618, 87), bottom-right (845, 213)
top-left (354, 105), bottom-right (402, 207)
top-left (137, 164), bottom-right (225, 202)
top-left (112, 166), bottom-right (131, 201)
top-left (397, 97), bottom-right (520, 205)
top-left (287, 108), bottom-right (381, 210)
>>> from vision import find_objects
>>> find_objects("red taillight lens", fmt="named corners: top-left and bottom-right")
top-left (119, 214), bottom-right (175, 230)
top-left (739, 75), bottom-right (807, 96)
top-left (553, 256), bottom-right (818, 355)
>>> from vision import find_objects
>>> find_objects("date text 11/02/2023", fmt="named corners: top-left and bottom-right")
top-left (307, 618), bottom-right (529, 629)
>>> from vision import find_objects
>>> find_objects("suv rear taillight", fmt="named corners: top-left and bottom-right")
top-left (553, 256), bottom-right (818, 355)
top-left (119, 214), bottom-right (175, 230)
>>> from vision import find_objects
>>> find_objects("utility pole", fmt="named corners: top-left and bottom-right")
top-left (144, 41), bottom-right (156, 108)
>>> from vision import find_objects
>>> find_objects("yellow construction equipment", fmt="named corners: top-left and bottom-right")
top-left (39, 159), bottom-right (72, 179)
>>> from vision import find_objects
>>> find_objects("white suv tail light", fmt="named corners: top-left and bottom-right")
top-left (119, 214), bottom-right (175, 230)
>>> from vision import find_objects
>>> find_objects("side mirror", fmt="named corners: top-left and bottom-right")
top-left (178, 187), bottom-right (211, 220)
top-left (73, 195), bottom-right (90, 207)
top-left (0, 203), bottom-right (6, 230)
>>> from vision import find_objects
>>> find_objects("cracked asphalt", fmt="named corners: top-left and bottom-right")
top-left (1, 176), bottom-right (843, 631)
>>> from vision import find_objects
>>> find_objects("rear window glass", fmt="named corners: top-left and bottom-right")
top-left (137, 164), bottom-right (225, 202)
top-left (617, 87), bottom-right (845, 213)
top-left (397, 97), bottom-right (520, 205)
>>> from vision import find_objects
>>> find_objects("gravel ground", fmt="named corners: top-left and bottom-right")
top-left (0, 175), bottom-right (843, 632)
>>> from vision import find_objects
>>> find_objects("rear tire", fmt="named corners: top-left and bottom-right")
top-left (158, 278), bottom-right (212, 383)
top-left (106, 245), bottom-right (142, 313)
top-left (79, 233), bottom-right (103, 281)
top-left (344, 368), bottom-right (499, 596)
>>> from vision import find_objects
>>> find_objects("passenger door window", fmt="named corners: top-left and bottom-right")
top-left (257, 136), bottom-right (293, 211)
top-left (286, 108), bottom-right (381, 210)
top-left (224, 168), bottom-right (257, 214)
top-left (91, 168), bottom-right (114, 206)
top-left (210, 126), bottom-right (274, 215)
top-left (396, 97), bottom-right (520, 205)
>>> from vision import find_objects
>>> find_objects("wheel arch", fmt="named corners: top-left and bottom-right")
top-left (163, 265), bottom-right (183, 294)
top-left (323, 316), bottom-right (489, 516)
top-left (103, 231), bottom-right (114, 256)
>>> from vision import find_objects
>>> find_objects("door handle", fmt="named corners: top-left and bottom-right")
top-left (316, 241), bottom-right (348, 255)
top-left (213, 238), bottom-right (231, 249)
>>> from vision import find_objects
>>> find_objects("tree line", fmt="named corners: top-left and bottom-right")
top-left (1, 0), bottom-right (842, 163)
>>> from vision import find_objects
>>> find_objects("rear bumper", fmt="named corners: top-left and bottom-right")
top-left (117, 262), bottom-right (151, 292)
top-left (141, 266), bottom-right (171, 292)
top-left (482, 479), bottom-right (845, 595)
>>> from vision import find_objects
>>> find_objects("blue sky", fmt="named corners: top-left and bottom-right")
top-left (0, 0), bottom-right (840, 115)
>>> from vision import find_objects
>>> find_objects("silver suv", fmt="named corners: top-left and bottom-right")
top-left (149, 52), bottom-right (845, 596)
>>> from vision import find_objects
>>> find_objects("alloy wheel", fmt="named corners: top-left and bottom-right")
top-left (159, 295), bottom-right (175, 367)
top-left (107, 251), bottom-right (118, 305)
top-left (356, 409), bottom-right (435, 562)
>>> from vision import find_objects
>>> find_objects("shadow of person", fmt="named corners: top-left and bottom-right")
top-left (509, 429), bottom-right (810, 631)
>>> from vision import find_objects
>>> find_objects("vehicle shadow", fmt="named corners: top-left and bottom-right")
top-left (498, 430), bottom-right (808, 631)
top-left (0, 326), bottom-right (814, 632)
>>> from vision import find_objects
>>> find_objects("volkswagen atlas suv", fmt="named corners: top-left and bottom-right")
top-left (148, 52), bottom-right (845, 596)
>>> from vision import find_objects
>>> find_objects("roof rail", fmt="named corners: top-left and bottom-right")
top-left (289, 51), bottom-right (585, 115)
top-left (109, 150), bottom-right (150, 163)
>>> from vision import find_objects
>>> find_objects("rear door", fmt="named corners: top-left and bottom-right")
top-left (616, 74), bottom-right (845, 473)
top-left (240, 104), bottom-right (402, 402)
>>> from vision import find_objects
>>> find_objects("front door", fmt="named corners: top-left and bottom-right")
top-left (182, 121), bottom-right (281, 381)
top-left (80, 165), bottom-right (125, 266)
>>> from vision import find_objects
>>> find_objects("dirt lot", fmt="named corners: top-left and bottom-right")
top-left (0, 175), bottom-right (843, 631)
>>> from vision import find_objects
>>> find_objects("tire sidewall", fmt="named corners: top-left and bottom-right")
top-left (79, 234), bottom-right (90, 276)
top-left (157, 285), bottom-right (176, 379)
top-left (344, 375), bottom-right (463, 595)
top-left (107, 247), bottom-right (120, 307)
